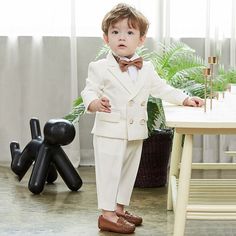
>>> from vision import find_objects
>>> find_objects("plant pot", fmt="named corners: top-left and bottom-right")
top-left (134, 129), bottom-right (173, 188)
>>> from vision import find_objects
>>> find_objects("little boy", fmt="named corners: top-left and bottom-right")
top-left (81, 3), bottom-right (204, 234)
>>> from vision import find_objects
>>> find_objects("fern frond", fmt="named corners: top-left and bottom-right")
top-left (167, 55), bottom-right (205, 81)
top-left (64, 96), bottom-right (85, 124)
top-left (147, 97), bottom-right (166, 136)
top-left (95, 44), bottom-right (110, 60)
top-left (136, 46), bottom-right (151, 60)
top-left (160, 42), bottom-right (195, 70)
top-left (183, 83), bottom-right (206, 98)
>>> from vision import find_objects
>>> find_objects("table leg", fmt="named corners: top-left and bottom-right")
top-left (173, 134), bottom-right (193, 236)
top-left (167, 131), bottom-right (183, 210)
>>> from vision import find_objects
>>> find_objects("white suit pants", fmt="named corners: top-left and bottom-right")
top-left (93, 135), bottom-right (143, 211)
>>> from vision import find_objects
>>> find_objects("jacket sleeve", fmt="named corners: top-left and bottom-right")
top-left (148, 62), bottom-right (188, 105)
top-left (81, 62), bottom-right (105, 112)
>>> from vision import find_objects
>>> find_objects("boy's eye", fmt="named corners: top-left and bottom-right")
top-left (112, 30), bottom-right (118, 34)
top-left (128, 31), bottom-right (134, 35)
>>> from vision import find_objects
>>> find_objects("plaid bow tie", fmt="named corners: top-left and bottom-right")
top-left (117, 57), bottom-right (143, 72)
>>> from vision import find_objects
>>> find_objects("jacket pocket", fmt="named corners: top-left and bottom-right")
top-left (97, 111), bottom-right (121, 123)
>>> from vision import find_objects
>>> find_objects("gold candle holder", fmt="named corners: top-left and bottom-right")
top-left (208, 56), bottom-right (218, 64)
top-left (208, 56), bottom-right (218, 110)
top-left (203, 68), bottom-right (211, 113)
top-left (203, 67), bottom-right (211, 76)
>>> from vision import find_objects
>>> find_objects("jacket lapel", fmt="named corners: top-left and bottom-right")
top-left (106, 52), bottom-right (136, 94)
top-left (106, 51), bottom-right (148, 98)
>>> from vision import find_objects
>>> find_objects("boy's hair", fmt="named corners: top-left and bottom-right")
top-left (102, 3), bottom-right (149, 37)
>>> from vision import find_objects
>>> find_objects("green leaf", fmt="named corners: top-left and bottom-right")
top-left (64, 96), bottom-right (85, 124)
top-left (95, 44), bottom-right (110, 60)
top-left (147, 97), bottom-right (166, 136)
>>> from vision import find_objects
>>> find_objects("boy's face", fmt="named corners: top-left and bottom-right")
top-left (103, 18), bottom-right (146, 58)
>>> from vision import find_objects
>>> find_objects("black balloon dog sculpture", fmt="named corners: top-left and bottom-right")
top-left (10, 118), bottom-right (83, 194)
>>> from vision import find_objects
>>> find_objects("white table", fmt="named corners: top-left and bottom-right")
top-left (164, 93), bottom-right (236, 236)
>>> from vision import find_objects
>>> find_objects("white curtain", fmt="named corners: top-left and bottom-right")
top-left (200, 0), bottom-right (236, 163)
top-left (0, 36), bottom-right (81, 167)
top-left (64, 0), bottom-right (80, 167)
top-left (0, 0), bottom-right (80, 167)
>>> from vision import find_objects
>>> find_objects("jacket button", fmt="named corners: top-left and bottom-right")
top-left (141, 101), bottom-right (145, 106)
top-left (129, 119), bottom-right (134, 124)
top-left (139, 119), bottom-right (145, 125)
top-left (129, 100), bottom-right (134, 106)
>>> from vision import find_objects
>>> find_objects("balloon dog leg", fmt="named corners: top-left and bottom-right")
top-left (10, 142), bottom-right (34, 181)
top-left (28, 144), bottom-right (51, 194)
top-left (52, 147), bottom-right (83, 191)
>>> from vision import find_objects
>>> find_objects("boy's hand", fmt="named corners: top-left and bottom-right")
top-left (88, 97), bottom-right (111, 113)
top-left (183, 97), bottom-right (204, 107)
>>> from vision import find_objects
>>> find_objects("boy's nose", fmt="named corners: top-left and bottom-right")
top-left (119, 32), bottom-right (126, 40)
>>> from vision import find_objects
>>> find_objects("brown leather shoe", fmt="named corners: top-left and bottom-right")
top-left (98, 215), bottom-right (135, 234)
top-left (116, 211), bottom-right (143, 226)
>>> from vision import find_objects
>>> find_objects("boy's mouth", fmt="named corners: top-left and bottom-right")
top-left (118, 44), bottom-right (126, 48)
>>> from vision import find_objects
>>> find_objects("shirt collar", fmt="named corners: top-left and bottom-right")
top-left (111, 51), bottom-right (140, 62)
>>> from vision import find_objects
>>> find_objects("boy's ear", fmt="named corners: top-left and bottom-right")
top-left (138, 35), bottom-right (146, 47)
top-left (103, 34), bottom-right (109, 44)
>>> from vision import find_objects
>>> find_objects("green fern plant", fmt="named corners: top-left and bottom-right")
top-left (64, 96), bottom-right (85, 124)
top-left (147, 97), bottom-right (167, 134)
top-left (146, 42), bottom-right (208, 133)
top-left (150, 42), bottom-right (206, 97)
top-left (219, 67), bottom-right (236, 84)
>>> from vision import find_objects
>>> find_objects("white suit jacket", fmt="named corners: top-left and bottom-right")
top-left (81, 51), bottom-right (188, 141)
